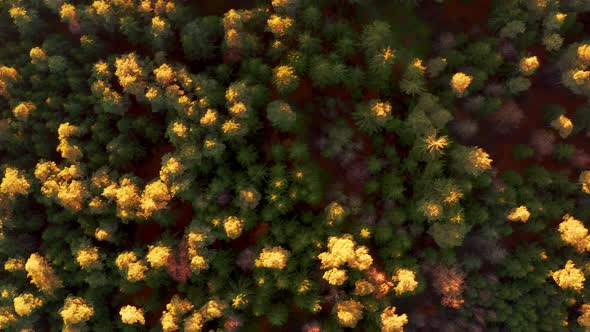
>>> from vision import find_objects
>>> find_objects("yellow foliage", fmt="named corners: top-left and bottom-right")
top-left (519, 56), bottom-right (540, 75)
top-left (318, 235), bottom-right (356, 269)
top-left (120, 305), bottom-right (145, 325)
top-left (0, 306), bottom-right (16, 330)
top-left (231, 294), bottom-right (248, 309)
top-left (4, 258), bottom-right (24, 272)
top-left (12, 101), bottom-right (36, 120)
top-left (380, 306), bottom-right (408, 332)
top-left (468, 147), bottom-right (492, 172)
top-left (558, 214), bottom-right (590, 252)
top-left (161, 295), bottom-right (194, 332)
top-left (255, 246), bottom-right (289, 270)
top-left (335, 300), bottom-right (363, 328)
top-left (420, 201), bottom-right (442, 220)
top-left (1, 167), bottom-right (30, 198)
top-left (146, 245), bottom-right (172, 268)
top-left (267, 15), bottom-right (293, 36)
top-left (552, 260), bottom-right (585, 292)
top-left (35, 161), bottom-right (88, 211)
top-left (115, 251), bottom-right (148, 282)
top-left (25, 253), bottom-right (63, 295)
top-left (60, 3), bottom-right (77, 23)
top-left (422, 133), bottom-right (450, 156)
top-left (360, 228), bottom-right (372, 239)
top-left (115, 53), bottom-right (146, 95)
top-left (13, 293), bottom-right (43, 317)
top-left (139, 179), bottom-right (171, 218)
top-left (200, 109), bottom-right (217, 126)
top-left (573, 70), bottom-right (590, 85)
top-left (580, 170), bottom-right (590, 194)
top-left (60, 296), bottom-right (94, 327)
top-left (223, 216), bottom-right (244, 239)
top-left (353, 279), bottom-right (375, 296)
top-left (29, 47), bottom-right (47, 65)
top-left (348, 246), bottom-right (373, 271)
top-left (326, 202), bottom-right (346, 223)
top-left (322, 268), bottom-right (348, 285)
top-left (393, 269), bottom-right (419, 295)
top-left (154, 63), bottom-right (175, 85)
top-left (75, 246), bottom-right (100, 269)
top-left (229, 102), bottom-right (248, 116)
top-left (190, 255), bottom-right (207, 271)
top-left (274, 65), bottom-right (297, 90)
top-left (223, 9), bottom-right (242, 30)
top-left (102, 177), bottom-right (141, 218)
top-left (578, 304), bottom-right (590, 329)
top-left (222, 119), bottom-right (241, 134)
top-left (183, 312), bottom-right (204, 332)
top-left (370, 101), bottom-right (392, 121)
top-left (225, 28), bottom-right (242, 49)
top-left (507, 205), bottom-right (531, 223)
top-left (551, 114), bottom-right (574, 139)
top-left (578, 44), bottom-right (590, 63)
top-left (200, 299), bottom-right (225, 320)
top-left (451, 72), bottom-right (473, 96)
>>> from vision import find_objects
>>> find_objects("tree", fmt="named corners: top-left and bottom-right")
top-left (380, 306), bottom-right (408, 332)
top-left (451, 72), bottom-right (473, 97)
top-left (558, 214), bottom-right (590, 252)
top-left (25, 253), bottom-right (63, 295)
top-left (120, 305), bottom-right (145, 325)
top-left (335, 299), bottom-right (363, 328)
top-left (273, 65), bottom-right (299, 94)
top-left (182, 17), bottom-right (222, 61)
top-left (428, 222), bottom-right (470, 249)
top-left (551, 260), bottom-right (585, 292)
top-left (267, 100), bottom-right (296, 132)
top-left (59, 296), bottom-right (94, 331)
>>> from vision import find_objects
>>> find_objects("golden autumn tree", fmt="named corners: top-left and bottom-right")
top-left (551, 260), bottom-right (585, 292)
top-left (13, 293), bottom-right (43, 316)
top-left (451, 72), bottom-right (473, 96)
top-left (392, 269), bottom-right (419, 295)
top-left (380, 306), bottom-right (408, 332)
top-left (0, 167), bottom-right (30, 198)
top-left (161, 295), bottom-right (194, 332)
top-left (59, 296), bottom-right (94, 331)
top-left (24, 253), bottom-right (63, 295)
top-left (34, 161), bottom-right (88, 211)
top-left (255, 246), bottom-right (289, 270)
top-left (558, 214), bottom-right (590, 253)
top-left (335, 299), bottom-right (364, 328)
top-left (120, 305), bottom-right (145, 325)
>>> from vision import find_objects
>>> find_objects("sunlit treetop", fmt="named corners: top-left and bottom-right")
top-left (520, 56), bottom-right (540, 76)
top-left (13, 293), bottom-right (43, 317)
top-left (25, 253), bottom-right (63, 295)
top-left (451, 72), bottom-right (473, 97)
top-left (558, 214), bottom-right (590, 252)
top-left (254, 246), bottom-right (289, 270)
top-left (551, 260), bottom-right (585, 292)
top-left (551, 114), bottom-right (574, 139)
top-left (335, 299), bottom-right (363, 328)
top-left (120, 305), bottom-right (145, 325)
top-left (59, 296), bottom-right (94, 328)
top-left (380, 306), bottom-right (408, 332)
top-left (507, 205), bottom-right (531, 223)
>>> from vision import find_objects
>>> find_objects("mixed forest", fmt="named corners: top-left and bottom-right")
top-left (2, 0), bottom-right (590, 331)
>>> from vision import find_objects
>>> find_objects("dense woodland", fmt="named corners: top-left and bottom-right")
top-left (1, 0), bottom-right (590, 331)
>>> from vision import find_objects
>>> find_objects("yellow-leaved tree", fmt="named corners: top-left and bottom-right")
top-left (24, 253), bottom-right (63, 295)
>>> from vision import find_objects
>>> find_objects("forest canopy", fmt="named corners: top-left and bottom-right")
top-left (0, 0), bottom-right (590, 331)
